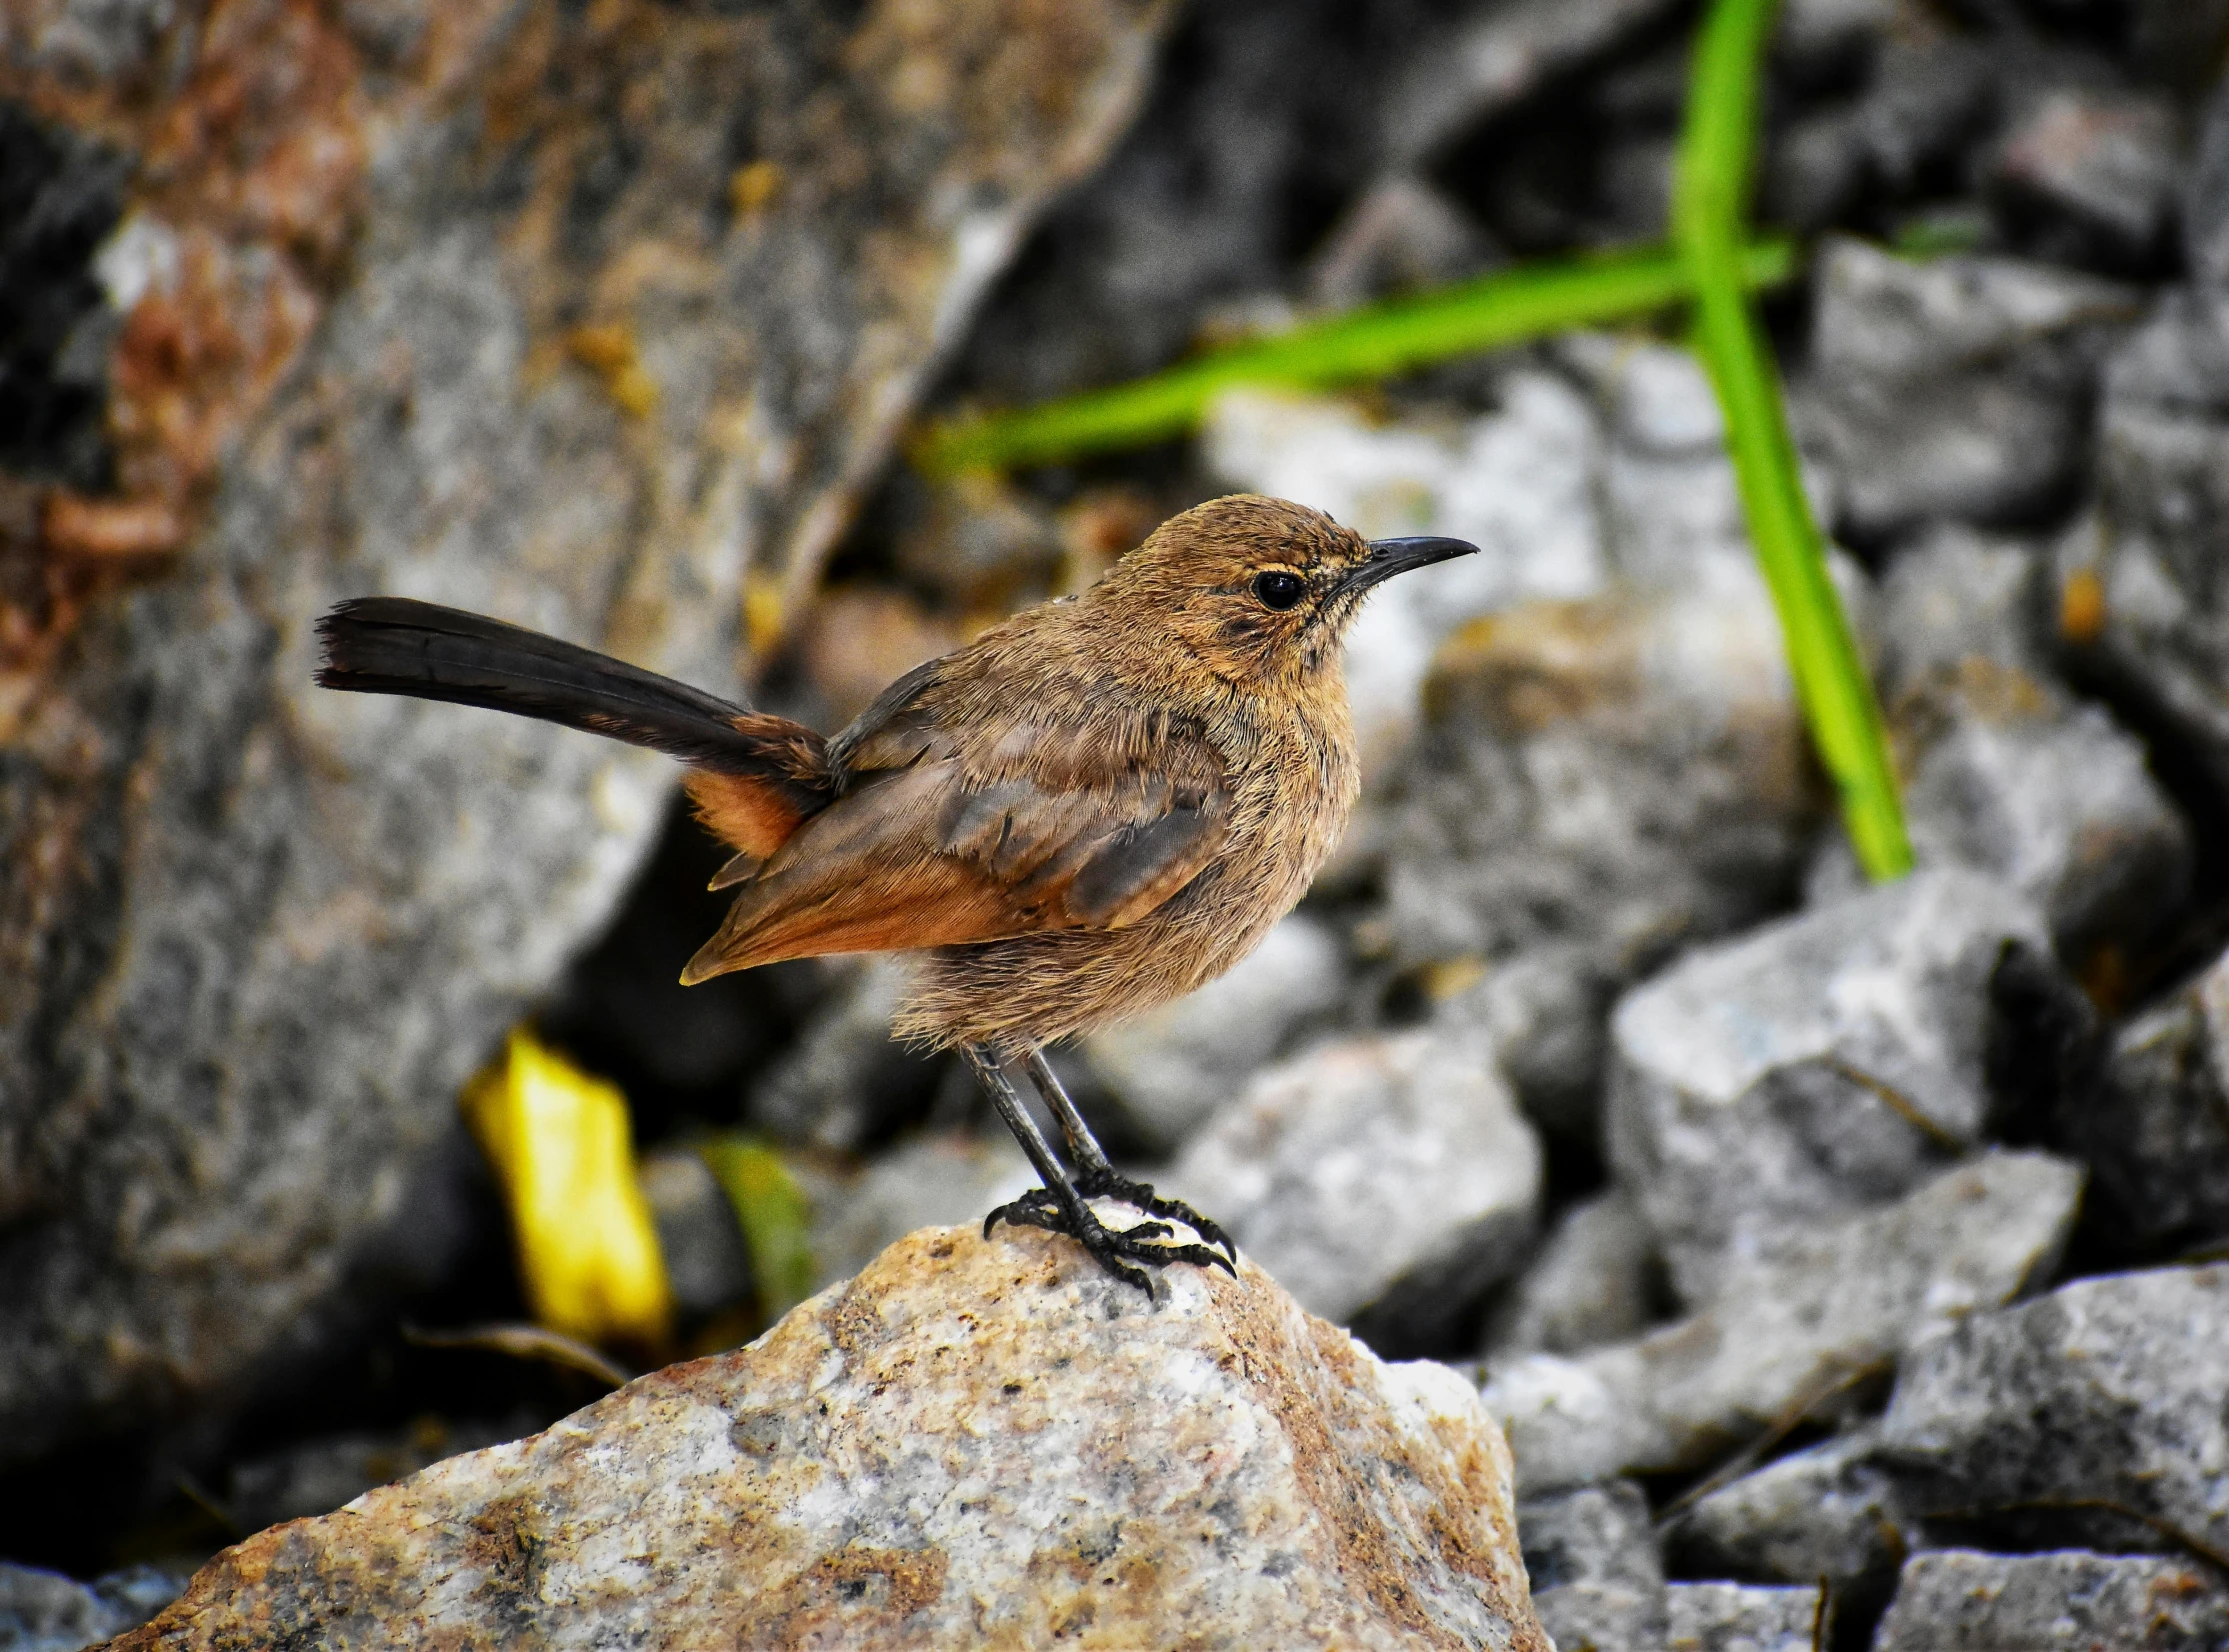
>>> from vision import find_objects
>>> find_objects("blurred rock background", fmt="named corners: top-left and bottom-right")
top-left (5, 0), bottom-right (2229, 1646)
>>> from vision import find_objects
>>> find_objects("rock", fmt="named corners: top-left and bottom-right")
top-left (1380, 570), bottom-right (1820, 1119)
top-left (1304, 173), bottom-right (1498, 311)
top-left (1873, 1549), bottom-right (2229, 1652)
top-left (1607, 868), bottom-right (2053, 1299)
top-left (1661, 1583), bottom-right (1822, 1652)
top-left (1382, 0), bottom-right (1684, 167)
top-left (107, 1223), bottom-right (1551, 1652)
top-left (1878, 1264), bottom-right (2229, 1558)
top-left (1078, 914), bottom-right (1348, 1153)
top-left (1795, 236), bottom-right (2142, 541)
top-left (2059, 946), bottom-right (2229, 1258)
top-left (226, 1418), bottom-right (523, 1535)
top-left (2066, 286), bottom-right (2229, 803)
top-left (639, 1151), bottom-right (753, 1323)
top-left (1661, 1424), bottom-right (1918, 1616)
top-left (803, 1132), bottom-right (1035, 1296)
top-left (2186, 72), bottom-right (2229, 285)
top-left (1481, 1189), bottom-right (1663, 1358)
top-left (746, 961), bottom-right (949, 1155)
top-left (1519, 1480), bottom-right (1661, 1596)
top-left (1436, 945), bottom-right (1617, 1144)
top-left (1, 1562), bottom-right (181, 1652)
top-left (1990, 85), bottom-right (2183, 276)
top-left (1202, 375), bottom-right (1608, 773)
top-left (1761, 37), bottom-right (1994, 232)
top-left (1168, 1028), bottom-right (1542, 1352)
top-left (1482, 1151), bottom-right (2080, 1492)
top-left (1807, 524), bottom-right (2190, 960)
top-left (0, 0), bottom-right (1175, 1464)
top-left (944, 0), bottom-right (1463, 410)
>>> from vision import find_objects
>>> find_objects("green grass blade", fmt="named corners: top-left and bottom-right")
top-left (1674, 0), bottom-right (1912, 880)
top-left (697, 1134), bottom-right (818, 1325)
top-left (913, 239), bottom-right (1797, 476)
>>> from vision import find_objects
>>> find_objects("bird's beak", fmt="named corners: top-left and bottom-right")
top-left (1336, 535), bottom-right (1480, 597)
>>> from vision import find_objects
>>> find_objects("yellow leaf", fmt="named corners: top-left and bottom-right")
top-left (462, 1029), bottom-right (673, 1349)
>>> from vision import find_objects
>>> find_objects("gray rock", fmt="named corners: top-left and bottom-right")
top-left (1519, 1480), bottom-right (1661, 1596)
top-left (803, 1132), bottom-right (1035, 1296)
top-left (1808, 525), bottom-right (2190, 960)
top-left (1078, 914), bottom-right (1347, 1153)
top-left (1662, 1423), bottom-right (1918, 1605)
top-left (0, 0), bottom-right (1172, 1464)
top-left (1483, 1152), bottom-right (2081, 1493)
top-left (1608, 868), bottom-right (2053, 1299)
top-left (1305, 173), bottom-right (1497, 311)
top-left (1169, 1028), bottom-right (1542, 1345)
top-left (1383, 0), bottom-right (1683, 167)
top-left (1990, 85), bottom-right (2183, 275)
top-left (639, 1151), bottom-right (753, 1322)
top-left (226, 1418), bottom-right (521, 1535)
top-left (1873, 1549), bottom-right (2229, 1652)
top-left (2069, 287), bottom-right (2229, 802)
top-left (1662, 1583), bottom-right (1821, 1652)
top-left (1438, 946), bottom-right (1617, 1144)
top-left (1482, 1189), bottom-right (1662, 1358)
top-left (0, 1561), bottom-right (181, 1652)
top-left (1878, 1264), bottom-right (2229, 1558)
top-left (109, 1224), bottom-right (1553, 1651)
top-left (2187, 72), bottom-right (2229, 286)
top-left (2061, 947), bottom-right (2229, 1258)
top-left (746, 961), bottom-right (947, 1155)
top-left (1795, 237), bottom-right (2142, 540)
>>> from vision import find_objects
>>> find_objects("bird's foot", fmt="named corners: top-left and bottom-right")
top-left (1071, 1167), bottom-right (1238, 1264)
top-left (984, 1185), bottom-right (1234, 1294)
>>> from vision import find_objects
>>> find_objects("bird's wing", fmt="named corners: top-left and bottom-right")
top-left (678, 698), bottom-right (1231, 983)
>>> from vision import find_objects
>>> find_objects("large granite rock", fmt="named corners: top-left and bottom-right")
top-left (0, 0), bottom-right (1175, 1462)
top-left (1482, 1151), bottom-right (2080, 1493)
top-left (1873, 1549), bottom-right (2229, 1652)
top-left (102, 1222), bottom-right (1551, 1651)
top-left (1607, 868), bottom-right (2053, 1300)
top-left (1877, 1264), bottom-right (2229, 1559)
top-left (1168, 1028), bottom-right (1542, 1353)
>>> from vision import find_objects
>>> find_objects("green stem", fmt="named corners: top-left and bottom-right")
top-left (1674, 0), bottom-right (1911, 879)
top-left (913, 239), bottom-right (1796, 476)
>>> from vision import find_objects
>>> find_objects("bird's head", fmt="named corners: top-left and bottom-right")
top-left (1093, 494), bottom-right (1477, 690)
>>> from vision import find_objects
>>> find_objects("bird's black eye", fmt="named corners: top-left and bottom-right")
top-left (1251, 570), bottom-right (1306, 611)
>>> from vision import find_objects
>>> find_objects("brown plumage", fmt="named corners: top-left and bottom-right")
top-left (316, 494), bottom-right (1475, 1291)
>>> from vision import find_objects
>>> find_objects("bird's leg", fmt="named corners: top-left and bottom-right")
top-left (963, 1046), bottom-right (1227, 1291)
top-left (1022, 1049), bottom-right (1237, 1265)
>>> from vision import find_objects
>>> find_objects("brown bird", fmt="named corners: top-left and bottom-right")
top-left (316, 494), bottom-right (1475, 1290)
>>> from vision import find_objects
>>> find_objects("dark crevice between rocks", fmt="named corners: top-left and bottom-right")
top-left (0, 101), bottom-right (128, 493)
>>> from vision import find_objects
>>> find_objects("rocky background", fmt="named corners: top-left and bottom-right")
top-left (7, 0), bottom-right (2229, 1646)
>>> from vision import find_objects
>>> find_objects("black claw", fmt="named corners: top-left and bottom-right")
top-left (982, 1184), bottom-right (1235, 1291)
top-left (1073, 1169), bottom-right (1239, 1264)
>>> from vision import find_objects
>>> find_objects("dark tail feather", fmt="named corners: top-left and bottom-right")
top-left (315, 596), bottom-right (767, 771)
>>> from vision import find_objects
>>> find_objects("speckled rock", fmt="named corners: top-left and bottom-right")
top-left (1, 1562), bottom-right (181, 1652)
top-left (2061, 945), bottom-right (2229, 1258)
top-left (1877, 1265), bottom-right (2229, 1559)
top-left (1807, 524), bottom-right (2189, 962)
top-left (1518, 1480), bottom-right (1665, 1652)
top-left (104, 1223), bottom-right (1551, 1652)
top-left (0, 0), bottom-right (1175, 1463)
top-left (1873, 1549), bottom-right (2229, 1652)
top-left (1481, 1189), bottom-right (1662, 1359)
top-left (1794, 236), bottom-right (2140, 539)
top-left (1482, 1152), bottom-right (2080, 1493)
top-left (1167, 1028), bottom-right (1542, 1350)
top-left (1607, 868), bottom-right (2053, 1300)
top-left (1662, 1423), bottom-right (1918, 1621)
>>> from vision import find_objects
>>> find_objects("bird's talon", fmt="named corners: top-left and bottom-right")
top-left (984, 1185), bottom-right (1227, 1294)
top-left (1073, 1169), bottom-right (1238, 1263)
